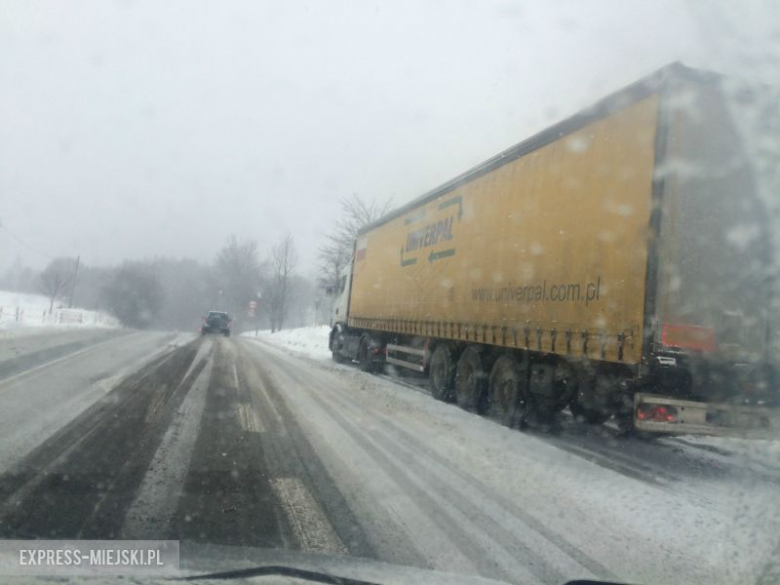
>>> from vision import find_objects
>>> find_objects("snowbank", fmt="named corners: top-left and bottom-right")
top-left (0, 290), bottom-right (119, 333)
top-left (243, 325), bottom-right (331, 360)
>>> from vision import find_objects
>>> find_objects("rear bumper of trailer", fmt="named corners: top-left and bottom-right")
top-left (634, 392), bottom-right (780, 438)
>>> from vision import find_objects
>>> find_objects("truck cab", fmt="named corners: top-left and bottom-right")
top-left (328, 262), bottom-right (385, 370)
top-left (330, 264), bottom-right (351, 329)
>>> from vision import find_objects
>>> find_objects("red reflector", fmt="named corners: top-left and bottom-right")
top-left (637, 404), bottom-right (678, 423)
top-left (661, 323), bottom-right (716, 352)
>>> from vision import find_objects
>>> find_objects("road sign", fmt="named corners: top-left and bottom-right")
top-left (248, 309), bottom-right (255, 318)
top-left (249, 300), bottom-right (257, 309)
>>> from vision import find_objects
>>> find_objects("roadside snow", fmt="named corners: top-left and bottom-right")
top-left (0, 290), bottom-right (119, 333)
top-left (243, 325), bottom-right (331, 360)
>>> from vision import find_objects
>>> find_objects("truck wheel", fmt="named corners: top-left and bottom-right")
top-left (569, 400), bottom-right (611, 425)
top-left (429, 345), bottom-right (455, 402)
top-left (488, 355), bottom-right (530, 427)
top-left (358, 336), bottom-right (375, 373)
top-left (331, 328), bottom-right (345, 363)
top-left (455, 346), bottom-right (488, 413)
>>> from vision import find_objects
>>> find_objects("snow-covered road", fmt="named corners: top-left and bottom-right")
top-left (249, 326), bottom-right (780, 584)
top-left (0, 327), bottom-right (777, 584)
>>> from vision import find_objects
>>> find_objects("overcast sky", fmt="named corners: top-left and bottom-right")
top-left (1, 0), bottom-right (777, 275)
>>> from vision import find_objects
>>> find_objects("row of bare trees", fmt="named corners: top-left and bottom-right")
top-left (215, 193), bottom-right (393, 331)
top-left (214, 233), bottom-right (299, 333)
top-left (9, 232), bottom-right (301, 332)
top-left (4, 194), bottom-right (390, 332)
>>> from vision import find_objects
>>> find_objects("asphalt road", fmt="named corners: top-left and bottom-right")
top-left (0, 330), bottom-right (777, 585)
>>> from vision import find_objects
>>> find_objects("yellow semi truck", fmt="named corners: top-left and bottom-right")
top-left (329, 63), bottom-right (780, 437)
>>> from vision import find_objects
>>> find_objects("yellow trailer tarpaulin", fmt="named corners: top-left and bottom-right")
top-left (349, 95), bottom-right (660, 365)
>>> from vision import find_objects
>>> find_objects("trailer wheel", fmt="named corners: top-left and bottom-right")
top-left (488, 355), bottom-right (530, 427)
top-left (455, 346), bottom-right (488, 413)
top-left (358, 336), bottom-right (375, 373)
top-left (429, 345), bottom-right (455, 402)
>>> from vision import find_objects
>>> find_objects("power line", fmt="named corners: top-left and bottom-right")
top-left (0, 223), bottom-right (56, 261)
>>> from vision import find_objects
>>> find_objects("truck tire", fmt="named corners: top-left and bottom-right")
top-left (429, 345), bottom-right (455, 402)
top-left (330, 328), bottom-right (345, 363)
top-left (455, 346), bottom-right (488, 413)
top-left (488, 355), bottom-right (530, 427)
top-left (358, 336), bottom-right (375, 373)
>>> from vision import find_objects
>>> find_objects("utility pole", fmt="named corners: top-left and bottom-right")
top-left (69, 255), bottom-right (80, 308)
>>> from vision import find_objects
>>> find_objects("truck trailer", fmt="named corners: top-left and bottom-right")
top-left (329, 63), bottom-right (780, 437)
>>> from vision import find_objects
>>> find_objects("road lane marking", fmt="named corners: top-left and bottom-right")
top-left (233, 362), bottom-right (240, 389)
top-left (269, 477), bottom-right (347, 554)
top-left (122, 359), bottom-right (212, 539)
top-left (236, 402), bottom-right (264, 433)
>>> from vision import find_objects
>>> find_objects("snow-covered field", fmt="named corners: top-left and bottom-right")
top-left (243, 325), bottom-right (332, 360)
top-left (0, 290), bottom-right (119, 333)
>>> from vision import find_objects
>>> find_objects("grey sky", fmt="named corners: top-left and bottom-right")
top-left (0, 1), bottom-right (775, 275)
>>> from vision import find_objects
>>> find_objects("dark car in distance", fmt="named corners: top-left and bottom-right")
top-left (201, 311), bottom-right (231, 337)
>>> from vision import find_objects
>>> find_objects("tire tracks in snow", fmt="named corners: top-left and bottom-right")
top-left (243, 339), bottom-right (614, 584)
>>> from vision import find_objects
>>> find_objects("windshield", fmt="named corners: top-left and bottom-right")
top-left (1, 2), bottom-right (779, 584)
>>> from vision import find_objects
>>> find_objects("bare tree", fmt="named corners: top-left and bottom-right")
top-left (318, 194), bottom-right (392, 290)
top-left (38, 258), bottom-right (77, 314)
top-left (214, 236), bottom-right (262, 320)
top-left (266, 234), bottom-right (299, 332)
